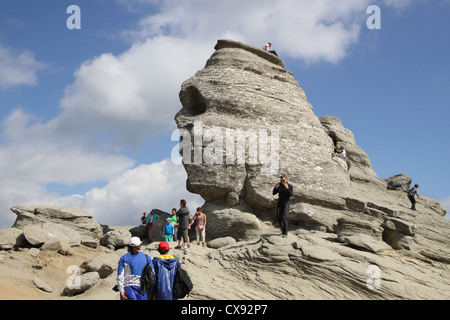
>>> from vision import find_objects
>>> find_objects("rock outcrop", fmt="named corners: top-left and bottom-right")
top-left (175, 39), bottom-right (449, 264)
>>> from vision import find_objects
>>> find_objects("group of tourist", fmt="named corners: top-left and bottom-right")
top-left (140, 200), bottom-right (207, 249)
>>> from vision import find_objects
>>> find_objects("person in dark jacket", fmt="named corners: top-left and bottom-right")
top-left (408, 184), bottom-right (420, 211)
top-left (273, 174), bottom-right (293, 237)
top-left (152, 241), bottom-right (179, 300)
top-left (175, 199), bottom-right (191, 250)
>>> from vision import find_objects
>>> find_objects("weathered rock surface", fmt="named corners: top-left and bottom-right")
top-left (11, 206), bottom-right (103, 241)
top-left (174, 39), bottom-right (449, 266)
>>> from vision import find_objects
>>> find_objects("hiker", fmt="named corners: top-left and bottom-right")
top-left (141, 212), bottom-right (147, 225)
top-left (175, 200), bottom-right (191, 250)
top-left (193, 207), bottom-right (207, 247)
top-left (263, 42), bottom-right (278, 56)
top-left (170, 208), bottom-right (179, 241)
top-left (117, 237), bottom-right (155, 300)
top-left (408, 184), bottom-right (420, 211)
top-left (146, 209), bottom-right (159, 233)
top-left (152, 241), bottom-right (179, 300)
top-left (164, 218), bottom-right (174, 242)
top-left (273, 174), bottom-right (294, 237)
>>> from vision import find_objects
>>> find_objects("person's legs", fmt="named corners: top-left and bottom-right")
top-left (277, 203), bottom-right (288, 235)
top-left (408, 195), bottom-right (416, 210)
top-left (200, 228), bottom-right (206, 245)
top-left (195, 228), bottom-right (200, 245)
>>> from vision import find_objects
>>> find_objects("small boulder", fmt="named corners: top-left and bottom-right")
top-left (208, 237), bottom-right (237, 249)
top-left (100, 229), bottom-right (131, 248)
top-left (33, 277), bottom-right (53, 293)
top-left (63, 272), bottom-right (100, 296)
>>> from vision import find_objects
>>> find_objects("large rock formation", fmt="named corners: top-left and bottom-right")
top-left (0, 39), bottom-right (448, 301)
top-left (175, 39), bottom-right (449, 264)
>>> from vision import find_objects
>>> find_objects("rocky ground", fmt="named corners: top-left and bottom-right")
top-left (1, 222), bottom-right (449, 300)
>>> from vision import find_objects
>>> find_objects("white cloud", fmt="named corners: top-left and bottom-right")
top-left (53, 36), bottom-right (213, 150)
top-left (78, 160), bottom-right (204, 226)
top-left (126, 0), bottom-right (376, 63)
top-left (0, 43), bottom-right (45, 89)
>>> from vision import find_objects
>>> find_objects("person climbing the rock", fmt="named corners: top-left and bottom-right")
top-left (273, 174), bottom-right (293, 237)
top-left (408, 184), bottom-right (420, 211)
top-left (335, 146), bottom-right (347, 158)
top-left (117, 237), bottom-right (155, 300)
top-left (263, 42), bottom-right (278, 56)
top-left (193, 207), bottom-right (207, 247)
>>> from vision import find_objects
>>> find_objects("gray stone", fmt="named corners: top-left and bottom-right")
top-left (208, 236), bottom-right (237, 249)
top-left (63, 272), bottom-right (100, 296)
top-left (84, 253), bottom-right (117, 279)
top-left (0, 228), bottom-right (26, 250)
top-left (11, 206), bottom-right (103, 240)
top-left (383, 174), bottom-right (412, 192)
top-left (100, 229), bottom-right (131, 248)
top-left (33, 277), bottom-right (53, 293)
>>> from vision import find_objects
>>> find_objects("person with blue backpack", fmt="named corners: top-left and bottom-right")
top-left (117, 237), bottom-right (155, 300)
top-left (152, 241), bottom-right (179, 300)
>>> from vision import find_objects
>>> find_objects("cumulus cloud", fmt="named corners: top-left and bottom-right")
top-left (53, 36), bottom-right (213, 150)
top-left (0, 43), bottom-right (45, 89)
top-left (78, 160), bottom-right (204, 226)
top-left (125, 0), bottom-right (376, 63)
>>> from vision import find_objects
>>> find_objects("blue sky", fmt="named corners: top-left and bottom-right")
top-left (0, 0), bottom-right (449, 229)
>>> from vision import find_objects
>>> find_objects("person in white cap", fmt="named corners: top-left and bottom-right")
top-left (117, 237), bottom-right (155, 300)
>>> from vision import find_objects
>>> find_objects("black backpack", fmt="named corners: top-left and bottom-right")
top-left (172, 262), bottom-right (193, 299)
top-left (140, 254), bottom-right (156, 295)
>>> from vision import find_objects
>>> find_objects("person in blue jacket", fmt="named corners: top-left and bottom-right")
top-left (117, 237), bottom-right (155, 300)
top-left (152, 241), bottom-right (179, 300)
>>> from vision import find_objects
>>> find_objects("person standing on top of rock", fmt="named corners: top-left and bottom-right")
top-left (273, 174), bottom-right (293, 237)
top-left (263, 42), bottom-right (278, 56)
top-left (408, 184), bottom-right (420, 211)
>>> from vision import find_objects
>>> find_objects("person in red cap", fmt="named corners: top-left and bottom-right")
top-left (152, 241), bottom-right (179, 300)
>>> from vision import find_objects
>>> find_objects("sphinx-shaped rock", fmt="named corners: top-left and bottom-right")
top-left (175, 39), bottom-right (449, 264)
top-left (176, 39), bottom-right (350, 211)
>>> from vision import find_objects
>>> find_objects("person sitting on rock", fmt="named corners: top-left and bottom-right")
top-left (335, 146), bottom-right (347, 158)
top-left (263, 42), bottom-right (278, 56)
